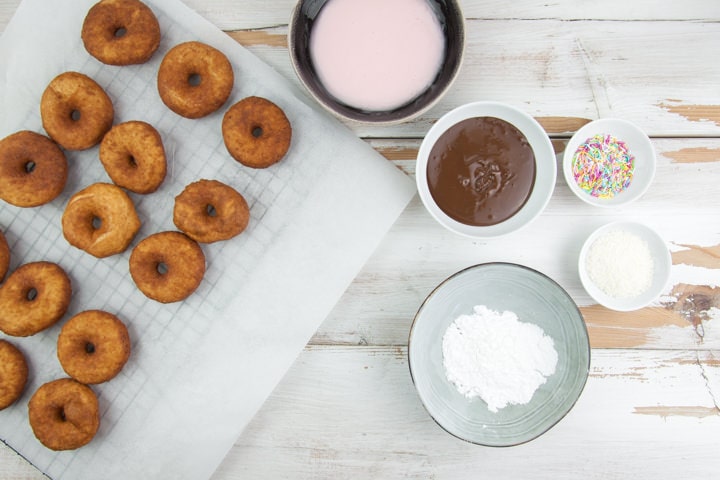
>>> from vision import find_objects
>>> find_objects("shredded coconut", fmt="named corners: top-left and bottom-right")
top-left (585, 230), bottom-right (654, 298)
top-left (441, 305), bottom-right (558, 412)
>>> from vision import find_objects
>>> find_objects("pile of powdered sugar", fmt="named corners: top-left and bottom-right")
top-left (442, 305), bottom-right (558, 412)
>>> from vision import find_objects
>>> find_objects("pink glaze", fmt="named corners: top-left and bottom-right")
top-left (309, 0), bottom-right (445, 112)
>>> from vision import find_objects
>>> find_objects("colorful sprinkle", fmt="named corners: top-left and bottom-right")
top-left (571, 133), bottom-right (635, 198)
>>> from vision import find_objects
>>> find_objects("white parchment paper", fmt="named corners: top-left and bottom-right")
top-left (0, 0), bottom-right (416, 478)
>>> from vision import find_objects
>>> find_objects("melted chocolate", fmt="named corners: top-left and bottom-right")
top-left (427, 117), bottom-right (536, 226)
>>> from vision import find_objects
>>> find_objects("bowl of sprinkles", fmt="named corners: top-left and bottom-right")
top-left (563, 118), bottom-right (656, 207)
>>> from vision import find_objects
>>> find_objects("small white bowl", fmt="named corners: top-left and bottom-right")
top-left (563, 118), bottom-right (656, 207)
top-left (416, 101), bottom-right (556, 238)
top-left (578, 221), bottom-right (671, 311)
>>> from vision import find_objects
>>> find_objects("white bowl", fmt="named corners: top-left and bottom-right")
top-left (563, 118), bottom-right (656, 207)
top-left (416, 101), bottom-right (556, 238)
top-left (578, 221), bottom-right (671, 311)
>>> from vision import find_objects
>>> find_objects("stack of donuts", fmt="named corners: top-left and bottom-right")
top-left (0, 0), bottom-right (294, 451)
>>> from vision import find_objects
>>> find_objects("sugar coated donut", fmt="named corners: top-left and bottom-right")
top-left (0, 339), bottom-right (28, 410)
top-left (57, 310), bottom-right (131, 384)
top-left (157, 41), bottom-right (234, 119)
top-left (129, 231), bottom-right (205, 303)
top-left (173, 179), bottom-right (250, 243)
top-left (62, 183), bottom-right (141, 258)
top-left (0, 261), bottom-right (72, 337)
top-left (82, 0), bottom-right (160, 66)
top-left (28, 378), bottom-right (100, 451)
top-left (41, 71), bottom-right (114, 151)
top-left (222, 96), bottom-right (292, 168)
top-left (0, 130), bottom-right (68, 207)
top-left (0, 230), bottom-right (10, 281)
top-left (100, 121), bottom-right (167, 194)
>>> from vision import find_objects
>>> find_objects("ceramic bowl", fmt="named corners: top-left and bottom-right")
top-left (408, 263), bottom-right (590, 446)
top-left (288, 0), bottom-right (465, 125)
top-left (415, 101), bottom-right (556, 238)
top-left (578, 221), bottom-right (671, 312)
top-left (562, 118), bottom-right (656, 207)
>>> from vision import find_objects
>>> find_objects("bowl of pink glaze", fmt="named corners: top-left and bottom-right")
top-left (289, 0), bottom-right (465, 124)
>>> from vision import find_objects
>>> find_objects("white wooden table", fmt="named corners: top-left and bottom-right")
top-left (2, 1), bottom-right (719, 478)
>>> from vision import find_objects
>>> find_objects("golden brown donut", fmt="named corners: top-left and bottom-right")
top-left (0, 130), bottom-right (68, 207)
top-left (222, 96), bottom-right (292, 168)
top-left (0, 339), bottom-right (28, 410)
top-left (62, 183), bottom-right (141, 258)
top-left (157, 41), bottom-right (234, 119)
top-left (28, 378), bottom-right (100, 451)
top-left (40, 71), bottom-right (114, 150)
top-left (129, 231), bottom-right (205, 303)
top-left (81, 0), bottom-right (161, 66)
top-left (100, 121), bottom-right (167, 194)
top-left (57, 310), bottom-right (131, 384)
top-left (173, 179), bottom-right (250, 243)
top-left (0, 261), bottom-right (72, 337)
top-left (0, 230), bottom-right (10, 281)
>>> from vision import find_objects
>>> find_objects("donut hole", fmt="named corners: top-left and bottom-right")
top-left (85, 342), bottom-right (96, 355)
top-left (187, 73), bottom-right (202, 87)
top-left (205, 204), bottom-right (217, 218)
top-left (156, 261), bottom-right (169, 276)
top-left (24, 160), bottom-right (36, 174)
top-left (26, 287), bottom-right (38, 302)
top-left (251, 126), bottom-right (264, 138)
top-left (126, 154), bottom-right (138, 168)
top-left (113, 26), bottom-right (127, 38)
top-left (70, 109), bottom-right (81, 122)
top-left (57, 406), bottom-right (67, 422)
top-left (91, 216), bottom-right (102, 230)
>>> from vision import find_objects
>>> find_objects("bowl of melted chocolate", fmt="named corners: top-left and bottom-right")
top-left (416, 102), bottom-right (556, 237)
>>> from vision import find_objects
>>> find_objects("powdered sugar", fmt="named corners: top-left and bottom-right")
top-left (442, 305), bottom-right (558, 412)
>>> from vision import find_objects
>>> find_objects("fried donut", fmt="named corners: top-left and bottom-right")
top-left (0, 262), bottom-right (72, 337)
top-left (100, 121), bottom-right (167, 194)
top-left (222, 96), bottom-right (292, 168)
top-left (28, 378), bottom-right (100, 451)
top-left (40, 71), bottom-right (114, 150)
top-left (62, 183), bottom-right (141, 258)
top-left (0, 131), bottom-right (68, 207)
top-left (0, 340), bottom-right (28, 410)
top-left (129, 231), bottom-right (205, 303)
top-left (0, 230), bottom-right (10, 281)
top-left (173, 179), bottom-right (250, 243)
top-left (81, 0), bottom-right (160, 66)
top-left (57, 310), bottom-right (131, 384)
top-left (157, 41), bottom-right (234, 119)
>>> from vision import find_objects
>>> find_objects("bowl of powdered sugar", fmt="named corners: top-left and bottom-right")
top-left (408, 263), bottom-right (590, 446)
top-left (579, 221), bottom-right (671, 311)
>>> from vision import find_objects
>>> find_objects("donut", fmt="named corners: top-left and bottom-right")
top-left (57, 310), bottom-right (131, 384)
top-left (157, 41), bottom-right (234, 119)
top-left (0, 261), bottom-right (72, 337)
top-left (0, 230), bottom-right (10, 281)
top-left (100, 121), bottom-right (167, 194)
top-left (40, 71), bottom-right (114, 151)
top-left (81, 0), bottom-right (161, 66)
top-left (62, 183), bottom-right (141, 258)
top-left (28, 378), bottom-right (100, 451)
top-left (222, 96), bottom-right (292, 168)
top-left (173, 179), bottom-right (250, 243)
top-left (0, 130), bottom-right (68, 207)
top-left (129, 231), bottom-right (205, 303)
top-left (0, 339), bottom-right (28, 410)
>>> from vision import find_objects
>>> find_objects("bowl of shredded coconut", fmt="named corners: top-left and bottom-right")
top-left (579, 221), bottom-right (671, 311)
top-left (408, 263), bottom-right (590, 446)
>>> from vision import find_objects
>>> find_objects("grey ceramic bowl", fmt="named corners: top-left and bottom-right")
top-left (288, 0), bottom-right (465, 125)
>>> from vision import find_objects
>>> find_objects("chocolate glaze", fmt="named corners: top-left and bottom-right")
top-left (427, 116), bottom-right (536, 226)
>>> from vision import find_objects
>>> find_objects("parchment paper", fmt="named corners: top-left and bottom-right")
top-left (0, 0), bottom-right (415, 478)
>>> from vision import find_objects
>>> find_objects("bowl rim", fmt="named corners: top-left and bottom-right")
top-left (578, 220), bottom-right (672, 311)
top-left (562, 118), bottom-right (656, 208)
top-left (287, 0), bottom-right (466, 125)
top-left (415, 101), bottom-right (556, 238)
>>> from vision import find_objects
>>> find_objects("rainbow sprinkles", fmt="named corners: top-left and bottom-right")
top-left (571, 133), bottom-right (635, 198)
